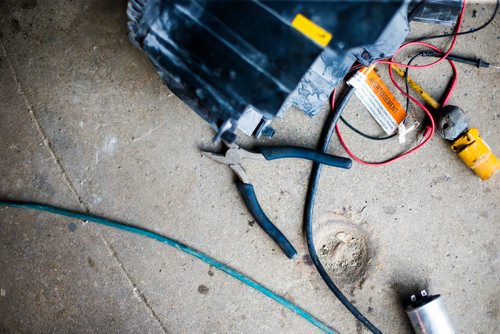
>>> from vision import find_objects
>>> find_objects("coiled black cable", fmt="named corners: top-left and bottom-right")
top-left (304, 86), bottom-right (382, 334)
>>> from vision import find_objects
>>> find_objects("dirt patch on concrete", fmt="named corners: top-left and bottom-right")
top-left (315, 215), bottom-right (371, 285)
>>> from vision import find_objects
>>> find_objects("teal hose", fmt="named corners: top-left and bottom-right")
top-left (0, 200), bottom-right (337, 334)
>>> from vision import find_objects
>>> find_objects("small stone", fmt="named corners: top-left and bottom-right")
top-left (197, 285), bottom-right (209, 295)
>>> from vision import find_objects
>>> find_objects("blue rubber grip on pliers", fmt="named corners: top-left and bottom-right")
top-left (236, 181), bottom-right (298, 259)
top-left (257, 146), bottom-right (352, 169)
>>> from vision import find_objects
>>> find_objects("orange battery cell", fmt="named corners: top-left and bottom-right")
top-left (348, 65), bottom-right (407, 134)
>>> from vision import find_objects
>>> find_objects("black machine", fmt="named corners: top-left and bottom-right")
top-left (127, 0), bottom-right (462, 142)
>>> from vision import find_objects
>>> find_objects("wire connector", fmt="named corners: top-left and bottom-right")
top-left (398, 122), bottom-right (416, 144)
top-left (420, 51), bottom-right (497, 68)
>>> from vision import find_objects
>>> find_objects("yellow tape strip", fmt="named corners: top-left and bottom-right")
top-left (291, 13), bottom-right (332, 47)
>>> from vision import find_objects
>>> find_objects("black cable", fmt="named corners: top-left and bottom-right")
top-left (304, 86), bottom-right (382, 334)
top-left (339, 58), bottom-right (417, 142)
top-left (420, 51), bottom-right (498, 68)
top-left (404, 52), bottom-right (425, 114)
top-left (413, 0), bottom-right (499, 42)
top-left (344, 0), bottom-right (499, 141)
top-left (404, 51), bottom-right (460, 109)
top-left (339, 116), bottom-right (397, 141)
top-left (340, 68), bottom-right (398, 141)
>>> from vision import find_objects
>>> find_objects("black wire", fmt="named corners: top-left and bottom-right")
top-left (413, 0), bottom-right (499, 42)
top-left (339, 116), bottom-right (397, 141)
top-left (404, 52), bottom-right (425, 114)
top-left (420, 51), bottom-right (493, 68)
top-left (339, 58), bottom-right (419, 142)
top-left (339, 69), bottom-right (398, 141)
top-left (342, 0), bottom-right (499, 140)
top-left (304, 86), bottom-right (382, 334)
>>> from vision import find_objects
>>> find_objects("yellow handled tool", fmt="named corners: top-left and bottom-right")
top-left (391, 65), bottom-right (499, 180)
top-left (451, 128), bottom-right (500, 180)
top-left (391, 64), bottom-right (441, 110)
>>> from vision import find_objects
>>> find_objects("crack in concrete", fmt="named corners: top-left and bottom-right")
top-left (133, 118), bottom-right (168, 142)
top-left (99, 233), bottom-right (170, 334)
top-left (1, 42), bottom-right (84, 208)
top-left (1, 40), bottom-right (168, 333)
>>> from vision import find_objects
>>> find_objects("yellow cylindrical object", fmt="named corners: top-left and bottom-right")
top-left (391, 64), bottom-right (441, 111)
top-left (451, 128), bottom-right (500, 180)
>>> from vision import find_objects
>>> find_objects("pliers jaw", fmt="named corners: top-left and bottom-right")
top-left (229, 164), bottom-right (251, 184)
top-left (208, 141), bottom-right (264, 163)
top-left (200, 141), bottom-right (264, 184)
top-left (199, 151), bottom-right (233, 165)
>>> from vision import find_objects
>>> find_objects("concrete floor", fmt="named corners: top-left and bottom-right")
top-left (0, 1), bottom-right (499, 333)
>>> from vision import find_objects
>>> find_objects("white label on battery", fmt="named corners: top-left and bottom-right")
top-left (348, 71), bottom-right (399, 135)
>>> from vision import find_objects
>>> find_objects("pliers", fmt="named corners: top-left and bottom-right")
top-left (201, 142), bottom-right (352, 259)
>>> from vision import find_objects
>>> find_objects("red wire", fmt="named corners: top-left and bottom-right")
top-left (385, 44), bottom-right (458, 107)
top-left (335, 98), bottom-right (435, 166)
top-left (330, 88), bottom-right (337, 111)
top-left (350, 64), bottom-right (363, 72)
top-left (377, 0), bottom-right (467, 69)
top-left (336, 0), bottom-right (465, 166)
top-left (337, 56), bottom-right (458, 165)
